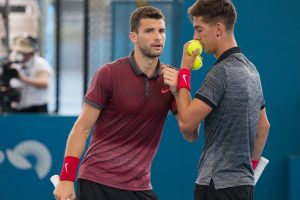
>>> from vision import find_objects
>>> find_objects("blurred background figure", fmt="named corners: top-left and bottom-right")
top-left (0, 12), bottom-right (6, 58)
top-left (9, 34), bottom-right (53, 113)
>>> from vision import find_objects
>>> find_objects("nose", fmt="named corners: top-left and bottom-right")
top-left (193, 31), bottom-right (201, 41)
top-left (155, 31), bottom-right (164, 40)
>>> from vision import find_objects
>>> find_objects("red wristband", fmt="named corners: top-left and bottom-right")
top-left (252, 160), bottom-right (259, 170)
top-left (178, 68), bottom-right (191, 91)
top-left (59, 156), bottom-right (80, 182)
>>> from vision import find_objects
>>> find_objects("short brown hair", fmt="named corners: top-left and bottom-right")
top-left (130, 6), bottom-right (165, 33)
top-left (188, 0), bottom-right (237, 30)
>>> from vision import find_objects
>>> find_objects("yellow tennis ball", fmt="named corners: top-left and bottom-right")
top-left (192, 56), bottom-right (202, 70)
top-left (187, 40), bottom-right (202, 56)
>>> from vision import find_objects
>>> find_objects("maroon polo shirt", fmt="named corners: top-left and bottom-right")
top-left (78, 52), bottom-right (177, 191)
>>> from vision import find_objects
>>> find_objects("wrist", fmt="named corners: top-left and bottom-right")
top-left (180, 66), bottom-right (191, 70)
top-left (252, 159), bottom-right (259, 170)
top-left (171, 91), bottom-right (178, 96)
top-left (177, 68), bottom-right (191, 91)
top-left (170, 87), bottom-right (178, 96)
top-left (59, 156), bottom-right (80, 182)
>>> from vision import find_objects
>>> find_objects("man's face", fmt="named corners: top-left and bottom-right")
top-left (132, 18), bottom-right (166, 58)
top-left (192, 16), bottom-right (217, 55)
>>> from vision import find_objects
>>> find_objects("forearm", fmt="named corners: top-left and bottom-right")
top-left (177, 89), bottom-right (198, 136)
top-left (177, 89), bottom-right (192, 120)
top-left (59, 103), bottom-right (99, 182)
top-left (64, 122), bottom-right (91, 158)
top-left (252, 108), bottom-right (270, 160)
top-left (252, 127), bottom-right (269, 160)
top-left (174, 94), bottom-right (198, 142)
top-left (20, 75), bottom-right (48, 88)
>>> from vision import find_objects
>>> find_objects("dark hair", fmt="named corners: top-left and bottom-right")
top-left (188, 0), bottom-right (237, 30)
top-left (130, 6), bottom-right (165, 33)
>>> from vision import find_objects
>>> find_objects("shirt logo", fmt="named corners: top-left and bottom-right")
top-left (161, 88), bottom-right (170, 94)
top-left (65, 163), bottom-right (69, 174)
top-left (182, 74), bottom-right (188, 84)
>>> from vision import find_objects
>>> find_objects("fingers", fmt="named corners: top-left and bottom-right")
top-left (163, 78), bottom-right (174, 86)
top-left (70, 193), bottom-right (76, 200)
top-left (183, 42), bottom-right (189, 55)
top-left (162, 68), bottom-right (178, 82)
top-left (161, 65), bottom-right (179, 93)
top-left (193, 48), bottom-right (201, 57)
top-left (53, 194), bottom-right (73, 200)
top-left (161, 65), bottom-right (178, 74)
top-left (163, 74), bottom-right (177, 84)
top-left (181, 41), bottom-right (198, 70)
top-left (162, 71), bottom-right (178, 89)
top-left (53, 189), bottom-right (74, 200)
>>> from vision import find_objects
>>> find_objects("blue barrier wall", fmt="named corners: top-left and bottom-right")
top-left (0, 115), bottom-right (203, 200)
top-left (0, 115), bottom-right (76, 200)
top-left (289, 156), bottom-right (300, 200)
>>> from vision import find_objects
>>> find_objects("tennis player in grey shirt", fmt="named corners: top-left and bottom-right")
top-left (173, 0), bottom-right (270, 199)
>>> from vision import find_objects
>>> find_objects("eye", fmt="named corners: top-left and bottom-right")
top-left (159, 29), bottom-right (166, 33)
top-left (196, 28), bottom-right (202, 33)
top-left (144, 28), bottom-right (153, 33)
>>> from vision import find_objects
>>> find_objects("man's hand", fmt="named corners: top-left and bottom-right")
top-left (181, 41), bottom-right (201, 70)
top-left (161, 65), bottom-right (178, 96)
top-left (53, 180), bottom-right (75, 200)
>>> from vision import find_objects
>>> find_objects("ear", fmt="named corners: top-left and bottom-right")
top-left (215, 22), bottom-right (224, 37)
top-left (129, 32), bottom-right (137, 43)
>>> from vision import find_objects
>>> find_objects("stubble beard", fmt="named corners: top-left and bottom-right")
top-left (139, 45), bottom-right (162, 58)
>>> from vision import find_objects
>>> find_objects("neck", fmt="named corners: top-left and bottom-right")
top-left (215, 34), bottom-right (237, 59)
top-left (133, 49), bottom-right (159, 77)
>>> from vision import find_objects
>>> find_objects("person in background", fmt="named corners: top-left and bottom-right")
top-left (175, 0), bottom-right (270, 199)
top-left (10, 34), bottom-right (53, 113)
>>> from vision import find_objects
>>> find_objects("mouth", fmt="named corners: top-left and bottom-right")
top-left (152, 43), bottom-right (162, 49)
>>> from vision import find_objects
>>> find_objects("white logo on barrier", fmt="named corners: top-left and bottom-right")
top-left (5, 140), bottom-right (52, 179)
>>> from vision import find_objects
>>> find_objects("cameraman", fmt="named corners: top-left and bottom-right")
top-left (9, 34), bottom-right (53, 113)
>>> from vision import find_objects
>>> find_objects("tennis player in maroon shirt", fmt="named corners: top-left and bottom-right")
top-left (53, 6), bottom-right (197, 200)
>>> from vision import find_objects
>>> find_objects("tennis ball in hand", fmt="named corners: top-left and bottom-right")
top-left (192, 56), bottom-right (202, 70)
top-left (187, 40), bottom-right (202, 56)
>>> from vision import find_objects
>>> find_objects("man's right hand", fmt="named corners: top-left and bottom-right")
top-left (161, 65), bottom-right (178, 96)
top-left (181, 41), bottom-right (200, 70)
top-left (53, 180), bottom-right (75, 200)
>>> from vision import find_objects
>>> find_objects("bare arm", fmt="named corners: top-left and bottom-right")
top-left (53, 103), bottom-right (101, 200)
top-left (64, 103), bottom-right (100, 157)
top-left (175, 113), bottom-right (200, 142)
top-left (162, 65), bottom-right (200, 142)
top-left (176, 41), bottom-right (212, 142)
top-left (177, 89), bottom-right (212, 141)
top-left (252, 108), bottom-right (270, 160)
top-left (19, 70), bottom-right (49, 88)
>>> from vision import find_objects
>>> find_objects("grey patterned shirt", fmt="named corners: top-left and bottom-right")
top-left (195, 47), bottom-right (265, 189)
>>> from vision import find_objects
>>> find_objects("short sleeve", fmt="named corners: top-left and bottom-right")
top-left (195, 66), bottom-right (227, 109)
top-left (33, 56), bottom-right (53, 75)
top-left (84, 65), bottom-right (112, 110)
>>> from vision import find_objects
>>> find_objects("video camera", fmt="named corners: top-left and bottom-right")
top-left (0, 58), bottom-right (20, 113)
